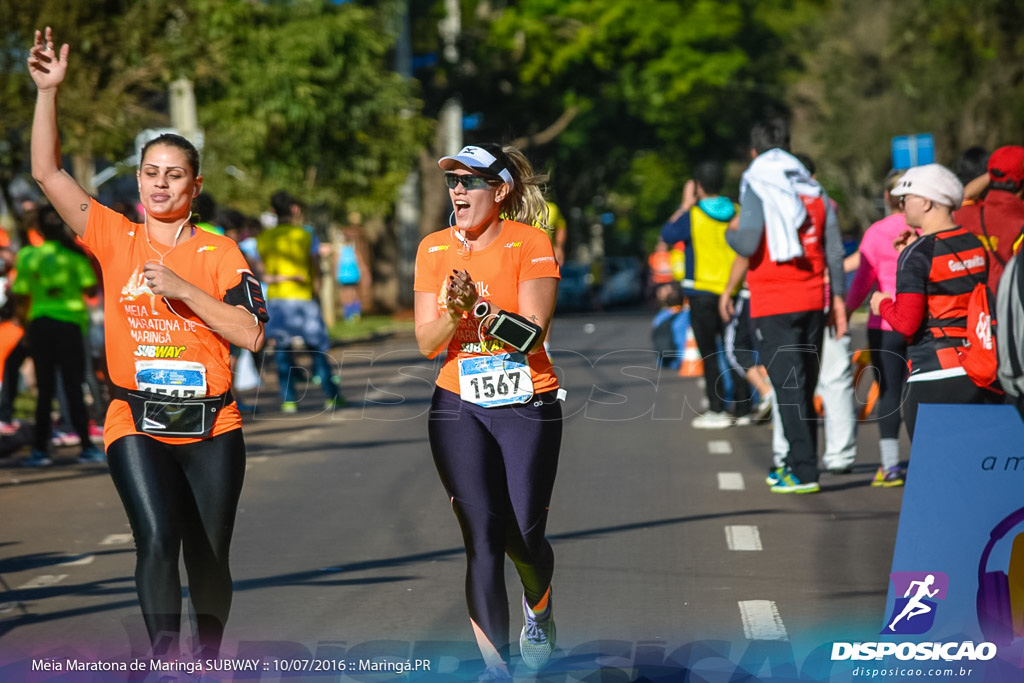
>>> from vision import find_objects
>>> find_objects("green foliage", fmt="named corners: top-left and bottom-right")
top-left (4, 0), bottom-right (1022, 256)
top-left (0, 0), bottom-right (429, 220)
top-left (786, 0), bottom-right (1024, 234)
top-left (193, 1), bottom-right (430, 217)
top-left (0, 1), bottom-right (184, 183)
top-left (450, 0), bottom-right (819, 256)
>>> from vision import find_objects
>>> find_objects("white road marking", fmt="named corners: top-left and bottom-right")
top-left (56, 555), bottom-right (95, 566)
top-left (738, 600), bottom-right (789, 640)
top-left (100, 534), bottom-right (133, 546)
top-left (717, 472), bottom-right (745, 491)
top-left (18, 575), bottom-right (68, 589)
top-left (708, 440), bottom-right (733, 454)
top-left (725, 525), bottom-right (763, 551)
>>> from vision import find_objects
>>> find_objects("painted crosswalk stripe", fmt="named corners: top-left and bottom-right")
top-left (100, 534), bottom-right (133, 546)
top-left (708, 440), bottom-right (733, 454)
top-left (738, 600), bottom-right (788, 640)
top-left (18, 575), bottom-right (68, 590)
top-left (57, 555), bottom-right (95, 566)
top-left (725, 525), bottom-right (763, 551)
top-left (717, 472), bottom-right (745, 491)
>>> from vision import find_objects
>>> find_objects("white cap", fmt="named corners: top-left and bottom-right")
top-left (890, 163), bottom-right (963, 208)
top-left (438, 146), bottom-right (514, 187)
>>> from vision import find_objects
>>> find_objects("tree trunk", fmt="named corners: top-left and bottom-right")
top-left (72, 153), bottom-right (97, 197)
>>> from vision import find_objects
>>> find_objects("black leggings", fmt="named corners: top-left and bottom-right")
top-left (867, 328), bottom-right (909, 440)
top-left (689, 294), bottom-right (752, 415)
top-left (28, 317), bottom-right (91, 451)
top-left (428, 387), bottom-right (562, 661)
top-left (107, 430), bottom-right (246, 657)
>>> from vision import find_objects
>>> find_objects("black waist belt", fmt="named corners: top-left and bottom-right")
top-left (112, 385), bottom-right (234, 438)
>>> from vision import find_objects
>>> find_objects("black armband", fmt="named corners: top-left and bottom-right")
top-left (224, 274), bottom-right (269, 322)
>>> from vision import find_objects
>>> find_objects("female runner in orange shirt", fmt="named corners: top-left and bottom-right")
top-left (29, 27), bottom-right (267, 660)
top-left (414, 144), bottom-right (562, 681)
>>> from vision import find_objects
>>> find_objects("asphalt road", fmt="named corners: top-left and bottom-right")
top-left (0, 310), bottom-right (908, 681)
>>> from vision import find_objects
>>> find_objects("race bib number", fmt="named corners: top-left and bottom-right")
top-left (135, 360), bottom-right (208, 398)
top-left (458, 353), bottom-right (533, 407)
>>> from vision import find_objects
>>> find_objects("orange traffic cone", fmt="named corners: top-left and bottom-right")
top-left (679, 325), bottom-right (704, 377)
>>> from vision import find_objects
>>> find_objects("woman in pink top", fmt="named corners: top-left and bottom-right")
top-left (846, 170), bottom-right (912, 487)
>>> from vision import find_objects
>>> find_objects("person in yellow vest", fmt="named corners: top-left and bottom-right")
top-left (662, 161), bottom-right (751, 428)
top-left (257, 190), bottom-right (342, 412)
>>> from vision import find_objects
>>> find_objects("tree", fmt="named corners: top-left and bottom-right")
top-left (192, 0), bottom-right (431, 219)
top-left (790, 0), bottom-right (1024, 233)
top-left (0, 0), bottom-right (185, 205)
top-left (415, 0), bottom-right (820, 257)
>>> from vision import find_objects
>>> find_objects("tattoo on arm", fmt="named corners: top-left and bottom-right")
top-left (528, 314), bottom-right (539, 323)
top-left (80, 203), bottom-right (88, 211)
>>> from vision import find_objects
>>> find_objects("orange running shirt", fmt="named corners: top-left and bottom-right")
top-left (84, 200), bottom-right (251, 447)
top-left (414, 220), bottom-right (561, 396)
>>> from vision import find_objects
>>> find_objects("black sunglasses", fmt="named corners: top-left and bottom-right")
top-left (444, 172), bottom-right (498, 190)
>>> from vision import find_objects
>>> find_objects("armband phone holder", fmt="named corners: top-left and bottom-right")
top-left (487, 311), bottom-right (542, 353)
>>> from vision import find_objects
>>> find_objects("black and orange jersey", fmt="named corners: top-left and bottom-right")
top-left (896, 226), bottom-right (987, 378)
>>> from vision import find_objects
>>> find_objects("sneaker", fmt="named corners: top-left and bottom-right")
top-left (733, 414), bottom-right (754, 426)
top-left (324, 396), bottom-right (347, 410)
top-left (78, 446), bottom-right (106, 464)
top-left (0, 419), bottom-right (21, 436)
top-left (281, 401), bottom-right (298, 413)
top-left (51, 430), bottom-right (81, 447)
top-left (691, 411), bottom-right (733, 429)
top-left (769, 467), bottom-right (820, 494)
top-left (519, 593), bottom-right (556, 670)
top-left (871, 466), bottom-right (904, 488)
top-left (478, 666), bottom-right (513, 682)
top-left (88, 423), bottom-right (104, 442)
top-left (22, 450), bottom-right (53, 467)
top-left (765, 467), bottom-right (784, 486)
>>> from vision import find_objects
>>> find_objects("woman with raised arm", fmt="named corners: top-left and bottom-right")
top-left (29, 27), bottom-right (268, 659)
top-left (414, 144), bottom-right (562, 681)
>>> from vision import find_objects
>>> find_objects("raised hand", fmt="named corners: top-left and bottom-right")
top-left (27, 27), bottom-right (69, 91)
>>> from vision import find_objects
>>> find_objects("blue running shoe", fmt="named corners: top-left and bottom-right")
top-left (770, 467), bottom-right (820, 494)
top-left (78, 446), bottom-right (106, 464)
top-left (765, 467), bottom-right (784, 486)
top-left (23, 449), bottom-right (53, 467)
top-left (519, 593), bottom-right (556, 670)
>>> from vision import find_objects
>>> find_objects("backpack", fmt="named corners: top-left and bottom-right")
top-left (938, 239), bottom-right (999, 388)
top-left (959, 281), bottom-right (999, 387)
top-left (997, 245), bottom-right (1024, 414)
